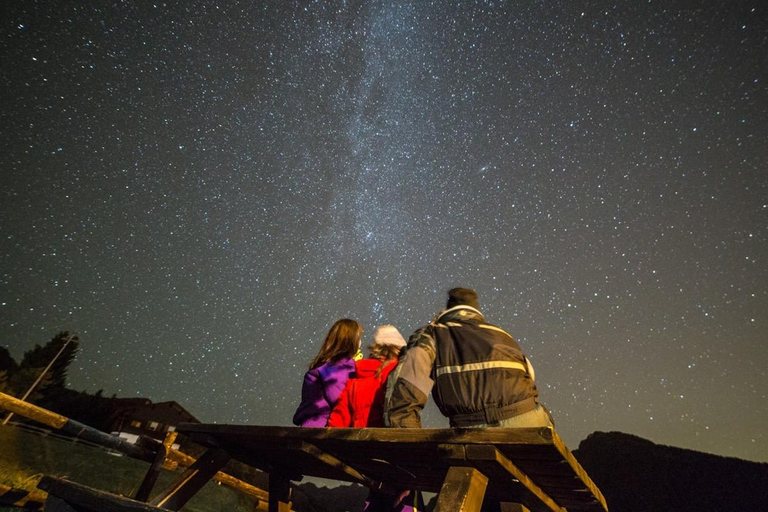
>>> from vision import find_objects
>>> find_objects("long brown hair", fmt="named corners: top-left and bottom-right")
top-left (309, 318), bottom-right (362, 370)
top-left (369, 343), bottom-right (404, 378)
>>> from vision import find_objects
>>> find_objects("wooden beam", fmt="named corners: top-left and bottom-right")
top-left (0, 392), bottom-right (156, 462)
top-left (0, 392), bottom-right (67, 428)
top-left (177, 424), bottom-right (556, 447)
top-left (148, 447), bottom-right (230, 511)
top-left (433, 466), bottom-right (488, 512)
top-left (163, 447), bottom-right (269, 502)
top-left (268, 472), bottom-right (292, 512)
top-left (291, 440), bottom-right (384, 490)
top-left (133, 442), bottom-right (167, 502)
top-left (465, 445), bottom-right (563, 512)
top-left (38, 477), bottom-right (166, 512)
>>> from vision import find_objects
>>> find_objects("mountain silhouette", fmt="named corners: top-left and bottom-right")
top-left (572, 431), bottom-right (768, 512)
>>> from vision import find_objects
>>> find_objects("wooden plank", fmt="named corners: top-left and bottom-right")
top-left (433, 466), bottom-right (488, 512)
top-left (177, 424), bottom-right (557, 447)
top-left (134, 442), bottom-right (166, 501)
top-left (291, 440), bottom-right (384, 491)
top-left (0, 392), bottom-right (68, 428)
top-left (164, 447), bottom-right (269, 502)
top-left (148, 447), bottom-right (230, 511)
top-left (175, 424), bottom-right (607, 512)
top-left (543, 430), bottom-right (608, 512)
top-left (0, 392), bottom-right (156, 462)
top-left (465, 445), bottom-right (563, 512)
top-left (37, 477), bottom-right (165, 512)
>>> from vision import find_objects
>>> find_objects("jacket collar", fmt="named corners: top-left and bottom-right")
top-left (436, 305), bottom-right (485, 323)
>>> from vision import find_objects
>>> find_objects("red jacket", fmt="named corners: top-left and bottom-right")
top-left (328, 358), bottom-right (398, 428)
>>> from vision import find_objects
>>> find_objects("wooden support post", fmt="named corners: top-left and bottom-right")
top-left (268, 472), bottom-right (292, 512)
top-left (433, 466), bottom-right (488, 512)
top-left (164, 448), bottom-right (270, 502)
top-left (134, 441), bottom-right (167, 502)
top-left (465, 445), bottom-right (563, 512)
top-left (148, 447), bottom-right (230, 511)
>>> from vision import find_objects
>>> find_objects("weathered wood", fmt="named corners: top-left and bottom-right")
top-left (164, 447), bottom-right (269, 502)
top-left (465, 444), bottom-right (563, 512)
top-left (0, 391), bottom-right (156, 462)
top-left (292, 440), bottom-right (383, 490)
top-left (0, 392), bottom-right (68, 428)
top-left (60, 419), bottom-right (157, 462)
top-left (433, 466), bottom-right (488, 512)
top-left (38, 477), bottom-right (165, 512)
top-left (546, 429), bottom-right (608, 512)
top-left (173, 424), bottom-right (608, 512)
top-left (179, 424), bottom-right (556, 446)
top-left (0, 483), bottom-right (46, 510)
top-left (268, 472), bottom-right (292, 512)
top-left (134, 441), bottom-right (166, 501)
top-left (148, 447), bottom-right (230, 511)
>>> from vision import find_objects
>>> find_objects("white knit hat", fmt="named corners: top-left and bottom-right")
top-left (372, 325), bottom-right (406, 348)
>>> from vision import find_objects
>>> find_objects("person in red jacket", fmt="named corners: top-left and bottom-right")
top-left (328, 324), bottom-right (406, 428)
top-left (328, 325), bottom-right (423, 511)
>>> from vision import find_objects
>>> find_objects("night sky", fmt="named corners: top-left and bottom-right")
top-left (2, 2), bottom-right (766, 463)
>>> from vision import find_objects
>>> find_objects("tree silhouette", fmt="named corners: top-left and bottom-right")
top-left (19, 331), bottom-right (79, 390)
top-left (0, 331), bottom-right (79, 399)
top-left (0, 346), bottom-right (17, 373)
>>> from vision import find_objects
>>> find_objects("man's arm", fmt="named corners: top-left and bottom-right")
top-left (384, 327), bottom-right (436, 428)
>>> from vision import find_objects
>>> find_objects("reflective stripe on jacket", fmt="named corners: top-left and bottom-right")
top-left (385, 306), bottom-right (539, 428)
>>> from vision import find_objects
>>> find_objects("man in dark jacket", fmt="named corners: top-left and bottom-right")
top-left (385, 287), bottom-right (553, 428)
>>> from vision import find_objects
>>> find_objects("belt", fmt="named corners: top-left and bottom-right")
top-left (449, 396), bottom-right (538, 427)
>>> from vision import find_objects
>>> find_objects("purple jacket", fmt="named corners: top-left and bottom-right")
top-left (293, 357), bottom-right (356, 427)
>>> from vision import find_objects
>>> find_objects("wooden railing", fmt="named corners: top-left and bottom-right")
top-left (0, 391), bottom-right (270, 510)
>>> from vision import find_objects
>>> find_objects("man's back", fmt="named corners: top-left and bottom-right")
top-left (385, 288), bottom-right (552, 429)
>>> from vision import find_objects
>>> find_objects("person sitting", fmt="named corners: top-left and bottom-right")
top-left (293, 318), bottom-right (363, 427)
top-left (328, 325), bottom-right (406, 427)
top-left (385, 288), bottom-right (553, 429)
top-left (329, 325), bottom-right (423, 511)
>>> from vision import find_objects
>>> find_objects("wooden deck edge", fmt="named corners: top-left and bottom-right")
top-left (549, 430), bottom-right (608, 511)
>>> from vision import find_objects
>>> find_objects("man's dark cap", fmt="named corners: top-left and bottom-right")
top-left (446, 287), bottom-right (479, 310)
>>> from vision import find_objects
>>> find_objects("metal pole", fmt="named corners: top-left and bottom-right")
top-left (2, 332), bottom-right (77, 425)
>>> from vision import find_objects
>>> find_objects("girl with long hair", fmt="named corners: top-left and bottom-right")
top-left (293, 318), bottom-right (362, 427)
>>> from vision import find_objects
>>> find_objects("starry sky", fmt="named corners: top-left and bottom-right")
top-left (2, 1), bottom-right (766, 462)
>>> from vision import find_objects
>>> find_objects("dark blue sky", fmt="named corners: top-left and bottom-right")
top-left (2, 1), bottom-right (766, 462)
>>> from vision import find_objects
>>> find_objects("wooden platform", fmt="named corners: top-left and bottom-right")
top-left (176, 425), bottom-right (608, 512)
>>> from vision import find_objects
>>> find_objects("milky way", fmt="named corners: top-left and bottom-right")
top-left (1, 1), bottom-right (766, 462)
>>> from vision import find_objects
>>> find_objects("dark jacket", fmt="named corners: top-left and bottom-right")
top-left (384, 306), bottom-right (539, 428)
